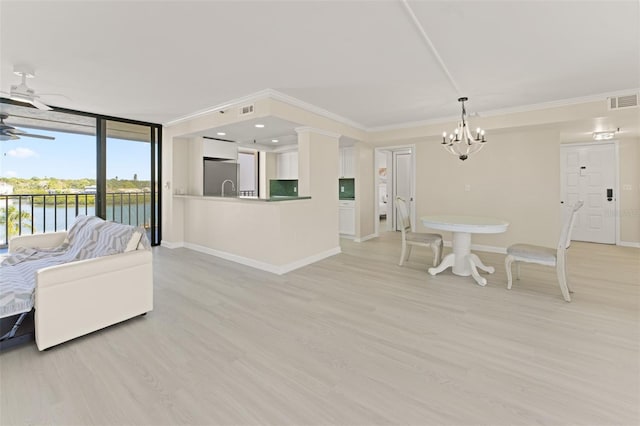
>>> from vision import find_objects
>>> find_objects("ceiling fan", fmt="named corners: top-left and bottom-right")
top-left (0, 113), bottom-right (55, 141)
top-left (0, 65), bottom-right (53, 111)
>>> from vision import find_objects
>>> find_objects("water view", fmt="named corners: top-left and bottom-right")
top-left (1, 120), bottom-right (160, 246)
top-left (0, 196), bottom-right (154, 246)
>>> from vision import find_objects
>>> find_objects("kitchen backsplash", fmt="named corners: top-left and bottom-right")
top-left (339, 178), bottom-right (355, 199)
top-left (270, 179), bottom-right (298, 196)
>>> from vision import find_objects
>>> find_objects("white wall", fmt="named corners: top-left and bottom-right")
top-left (367, 100), bottom-right (640, 248)
top-left (162, 103), bottom-right (341, 271)
top-left (174, 127), bottom-right (340, 272)
top-left (414, 128), bottom-right (561, 248)
top-left (163, 96), bottom-right (640, 253)
top-left (355, 142), bottom-right (375, 240)
top-left (618, 137), bottom-right (640, 244)
top-left (373, 130), bottom-right (640, 249)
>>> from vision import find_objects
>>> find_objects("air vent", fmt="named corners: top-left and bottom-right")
top-left (238, 104), bottom-right (255, 116)
top-left (607, 94), bottom-right (638, 110)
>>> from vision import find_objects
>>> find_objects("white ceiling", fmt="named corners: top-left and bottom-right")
top-left (192, 116), bottom-right (301, 149)
top-left (1, 1), bottom-right (638, 130)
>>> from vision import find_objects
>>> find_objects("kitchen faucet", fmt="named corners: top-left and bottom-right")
top-left (221, 179), bottom-right (235, 197)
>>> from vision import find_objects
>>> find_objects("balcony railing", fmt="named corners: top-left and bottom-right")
top-left (1, 192), bottom-right (156, 247)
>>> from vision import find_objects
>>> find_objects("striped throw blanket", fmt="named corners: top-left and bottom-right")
top-left (0, 215), bottom-right (149, 318)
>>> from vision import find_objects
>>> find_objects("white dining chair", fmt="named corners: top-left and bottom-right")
top-left (505, 200), bottom-right (584, 302)
top-left (396, 196), bottom-right (443, 268)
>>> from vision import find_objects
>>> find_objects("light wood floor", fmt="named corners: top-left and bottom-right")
top-left (1, 232), bottom-right (639, 425)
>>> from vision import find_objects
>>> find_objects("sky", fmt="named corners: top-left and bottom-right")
top-left (0, 128), bottom-right (151, 180)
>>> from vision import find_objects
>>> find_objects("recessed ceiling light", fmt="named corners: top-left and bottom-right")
top-left (254, 124), bottom-right (265, 128)
top-left (217, 132), bottom-right (226, 136)
top-left (271, 139), bottom-right (279, 143)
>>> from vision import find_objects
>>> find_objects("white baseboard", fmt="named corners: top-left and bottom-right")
top-left (443, 241), bottom-right (507, 254)
top-left (618, 241), bottom-right (640, 248)
top-left (182, 243), bottom-right (342, 275)
top-left (161, 240), bottom-right (184, 249)
top-left (279, 246), bottom-right (342, 274)
top-left (354, 233), bottom-right (377, 243)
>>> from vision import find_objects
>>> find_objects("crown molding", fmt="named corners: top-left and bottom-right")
top-left (163, 89), bottom-right (274, 127)
top-left (164, 88), bottom-right (368, 131)
top-left (368, 88), bottom-right (640, 132)
top-left (266, 89), bottom-right (367, 131)
top-left (479, 88), bottom-right (640, 119)
top-left (165, 87), bottom-right (640, 135)
top-left (295, 126), bottom-right (341, 139)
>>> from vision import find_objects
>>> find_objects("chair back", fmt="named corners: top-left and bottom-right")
top-left (558, 201), bottom-right (584, 252)
top-left (395, 196), bottom-right (411, 234)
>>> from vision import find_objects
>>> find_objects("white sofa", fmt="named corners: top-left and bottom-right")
top-left (7, 230), bottom-right (153, 351)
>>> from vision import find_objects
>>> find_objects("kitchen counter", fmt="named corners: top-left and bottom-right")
top-left (168, 193), bottom-right (338, 274)
top-left (265, 196), bottom-right (312, 202)
top-left (174, 194), bottom-right (311, 202)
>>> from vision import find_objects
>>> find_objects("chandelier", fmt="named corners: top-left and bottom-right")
top-left (441, 97), bottom-right (486, 161)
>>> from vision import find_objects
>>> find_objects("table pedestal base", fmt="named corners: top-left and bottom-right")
top-left (427, 232), bottom-right (495, 286)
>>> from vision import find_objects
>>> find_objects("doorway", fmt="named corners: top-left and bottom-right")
top-left (393, 150), bottom-right (412, 231)
top-left (375, 146), bottom-right (415, 235)
top-left (560, 142), bottom-right (618, 244)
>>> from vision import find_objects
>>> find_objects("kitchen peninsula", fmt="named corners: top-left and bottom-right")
top-left (164, 125), bottom-right (342, 274)
top-left (175, 195), bottom-right (312, 202)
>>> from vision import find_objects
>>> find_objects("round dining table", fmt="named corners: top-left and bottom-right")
top-left (420, 215), bottom-right (509, 286)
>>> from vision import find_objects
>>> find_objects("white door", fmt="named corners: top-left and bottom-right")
top-left (560, 143), bottom-right (617, 244)
top-left (393, 151), bottom-right (412, 231)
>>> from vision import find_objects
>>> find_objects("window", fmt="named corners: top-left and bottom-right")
top-left (0, 101), bottom-right (161, 247)
top-left (238, 150), bottom-right (258, 197)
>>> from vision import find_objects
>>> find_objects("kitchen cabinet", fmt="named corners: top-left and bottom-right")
top-left (339, 146), bottom-right (355, 178)
top-left (276, 151), bottom-right (298, 179)
top-left (339, 200), bottom-right (355, 236)
top-left (203, 138), bottom-right (237, 160)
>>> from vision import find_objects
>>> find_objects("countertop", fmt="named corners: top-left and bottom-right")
top-left (174, 194), bottom-right (311, 202)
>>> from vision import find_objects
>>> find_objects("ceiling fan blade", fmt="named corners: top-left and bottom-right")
top-left (0, 134), bottom-right (20, 141)
top-left (18, 132), bottom-right (55, 140)
top-left (30, 98), bottom-right (53, 111)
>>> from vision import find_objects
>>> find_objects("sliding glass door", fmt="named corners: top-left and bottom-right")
top-left (102, 119), bottom-right (161, 245)
top-left (0, 100), bottom-right (161, 247)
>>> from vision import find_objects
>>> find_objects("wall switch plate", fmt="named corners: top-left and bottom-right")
top-left (464, 184), bottom-right (471, 192)
top-left (623, 184), bottom-right (632, 191)
top-left (341, 186), bottom-right (345, 192)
